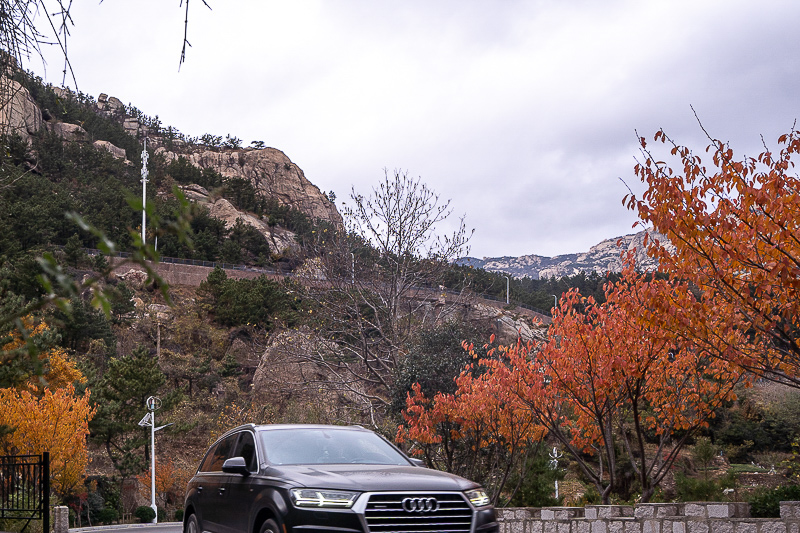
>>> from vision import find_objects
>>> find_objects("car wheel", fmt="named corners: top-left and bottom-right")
top-left (259, 519), bottom-right (279, 533)
top-left (185, 514), bottom-right (200, 533)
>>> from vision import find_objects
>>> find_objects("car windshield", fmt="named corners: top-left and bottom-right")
top-left (259, 428), bottom-right (411, 466)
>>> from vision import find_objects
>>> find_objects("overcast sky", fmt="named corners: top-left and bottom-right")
top-left (27, 0), bottom-right (800, 259)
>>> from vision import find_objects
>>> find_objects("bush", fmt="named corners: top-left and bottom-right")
top-left (748, 484), bottom-right (800, 518)
top-left (158, 507), bottom-right (166, 522)
top-left (134, 505), bottom-right (156, 523)
top-left (174, 509), bottom-right (184, 522)
top-left (96, 507), bottom-right (118, 525)
top-left (674, 471), bottom-right (737, 502)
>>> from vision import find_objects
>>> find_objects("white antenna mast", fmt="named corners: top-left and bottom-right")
top-left (141, 138), bottom-right (149, 244)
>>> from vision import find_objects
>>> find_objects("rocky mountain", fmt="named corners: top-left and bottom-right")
top-left (93, 92), bottom-right (343, 251)
top-left (460, 230), bottom-right (671, 279)
top-left (0, 74), bottom-right (342, 254)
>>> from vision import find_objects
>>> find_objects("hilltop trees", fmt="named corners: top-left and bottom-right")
top-left (627, 127), bottom-right (800, 387)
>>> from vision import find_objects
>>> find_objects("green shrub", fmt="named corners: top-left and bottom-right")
top-left (158, 507), bottom-right (166, 522)
top-left (174, 509), bottom-right (184, 522)
top-left (748, 484), bottom-right (800, 518)
top-left (134, 506), bottom-right (156, 523)
top-left (674, 471), bottom-right (737, 502)
top-left (96, 507), bottom-right (118, 524)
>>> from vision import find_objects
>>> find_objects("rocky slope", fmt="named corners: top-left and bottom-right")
top-left (93, 91), bottom-right (343, 241)
top-left (0, 76), bottom-right (342, 251)
top-left (460, 230), bottom-right (671, 279)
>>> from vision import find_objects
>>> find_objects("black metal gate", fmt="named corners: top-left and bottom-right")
top-left (0, 453), bottom-right (50, 532)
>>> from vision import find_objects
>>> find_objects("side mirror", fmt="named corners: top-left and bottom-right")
top-left (409, 457), bottom-right (425, 467)
top-left (222, 456), bottom-right (251, 476)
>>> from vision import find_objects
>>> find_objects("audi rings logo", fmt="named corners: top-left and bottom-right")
top-left (402, 497), bottom-right (440, 513)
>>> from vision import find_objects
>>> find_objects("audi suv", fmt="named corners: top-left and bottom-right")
top-left (183, 424), bottom-right (498, 533)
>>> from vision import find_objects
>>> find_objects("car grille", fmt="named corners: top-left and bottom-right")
top-left (364, 492), bottom-right (473, 533)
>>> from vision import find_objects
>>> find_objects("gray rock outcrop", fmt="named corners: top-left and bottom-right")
top-left (93, 140), bottom-right (127, 160)
top-left (158, 146), bottom-right (342, 228)
top-left (50, 121), bottom-right (88, 142)
top-left (178, 185), bottom-right (300, 253)
top-left (0, 76), bottom-right (43, 143)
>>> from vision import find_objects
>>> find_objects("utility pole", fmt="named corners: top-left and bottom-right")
top-left (141, 138), bottom-right (149, 244)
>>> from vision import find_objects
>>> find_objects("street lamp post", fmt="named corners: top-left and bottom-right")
top-left (138, 396), bottom-right (172, 523)
top-left (549, 446), bottom-right (563, 500)
top-left (504, 275), bottom-right (510, 305)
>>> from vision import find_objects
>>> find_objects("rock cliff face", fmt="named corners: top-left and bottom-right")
top-left (155, 144), bottom-right (342, 227)
top-left (461, 230), bottom-right (672, 279)
top-left (0, 76), bottom-right (42, 143)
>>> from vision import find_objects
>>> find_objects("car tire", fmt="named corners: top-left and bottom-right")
top-left (185, 514), bottom-right (200, 533)
top-left (259, 518), bottom-right (279, 533)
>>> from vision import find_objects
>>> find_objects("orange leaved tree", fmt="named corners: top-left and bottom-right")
top-left (397, 345), bottom-right (547, 504)
top-left (409, 265), bottom-right (746, 503)
top-left (628, 127), bottom-right (800, 387)
top-left (136, 458), bottom-right (194, 510)
top-left (529, 264), bottom-right (746, 502)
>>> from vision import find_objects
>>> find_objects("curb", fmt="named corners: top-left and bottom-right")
top-left (70, 523), bottom-right (182, 532)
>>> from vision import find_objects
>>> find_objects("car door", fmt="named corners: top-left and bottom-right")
top-left (220, 430), bottom-right (260, 533)
top-left (195, 434), bottom-right (237, 533)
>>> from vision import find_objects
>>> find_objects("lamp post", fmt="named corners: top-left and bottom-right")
top-left (504, 275), bottom-right (510, 305)
top-left (138, 396), bottom-right (172, 523)
top-left (552, 294), bottom-right (557, 310)
top-left (549, 446), bottom-right (563, 499)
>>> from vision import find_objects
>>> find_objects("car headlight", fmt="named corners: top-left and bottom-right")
top-left (465, 488), bottom-right (490, 507)
top-left (290, 489), bottom-right (359, 508)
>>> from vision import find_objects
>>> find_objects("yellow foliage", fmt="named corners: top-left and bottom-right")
top-left (2, 316), bottom-right (86, 393)
top-left (0, 384), bottom-right (96, 498)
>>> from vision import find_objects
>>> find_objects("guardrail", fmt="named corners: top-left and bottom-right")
top-left (80, 247), bottom-right (552, 318)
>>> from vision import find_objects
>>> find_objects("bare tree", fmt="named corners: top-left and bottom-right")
top-left (296, 170), bottom-right (474, 425)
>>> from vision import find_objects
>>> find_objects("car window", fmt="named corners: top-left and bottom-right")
top-left (232, 431), bottom-right (258, 472)
top-left (204, 434), bottom-right (237, 472)
top-left (259, 428), bottom-right (410, 466)
top-left (198, 442), bottom-right (219, 473)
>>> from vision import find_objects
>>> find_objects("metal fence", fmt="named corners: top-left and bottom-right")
top-left (0, 453), bottom-right (50, 533)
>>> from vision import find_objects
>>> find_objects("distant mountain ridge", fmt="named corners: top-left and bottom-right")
top-left (460, 230), bottom-right (668, 279)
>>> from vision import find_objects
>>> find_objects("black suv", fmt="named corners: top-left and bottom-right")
top-left (183, 424), bottom-right (498, 533)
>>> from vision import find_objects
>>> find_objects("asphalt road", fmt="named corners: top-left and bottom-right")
top-left (70, 522), bottom-right (183, 533)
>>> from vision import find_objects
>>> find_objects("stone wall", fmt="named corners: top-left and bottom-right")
top-left (497, 502), bottom-right (800, 533)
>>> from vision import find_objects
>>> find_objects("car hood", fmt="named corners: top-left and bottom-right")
top-left (264, 464), bottom-right (479, 492)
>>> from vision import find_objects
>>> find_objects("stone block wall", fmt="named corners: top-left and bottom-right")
top-left (497, 502), bottom-right (800, 533)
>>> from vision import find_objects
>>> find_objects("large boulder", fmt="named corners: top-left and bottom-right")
top-left (179, 186), bottom-right (299, 254)
top-left (0, 76), bottom-right (43, 143)
top-left (50, 121), bottom-right (89, 142)
top-left (93, 140), bottom-right (127, 160)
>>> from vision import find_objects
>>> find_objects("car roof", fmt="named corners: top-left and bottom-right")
top-left (215, 423), bottom-right (369, 443)
top-left (254, 424), bottom-right (368, 431)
